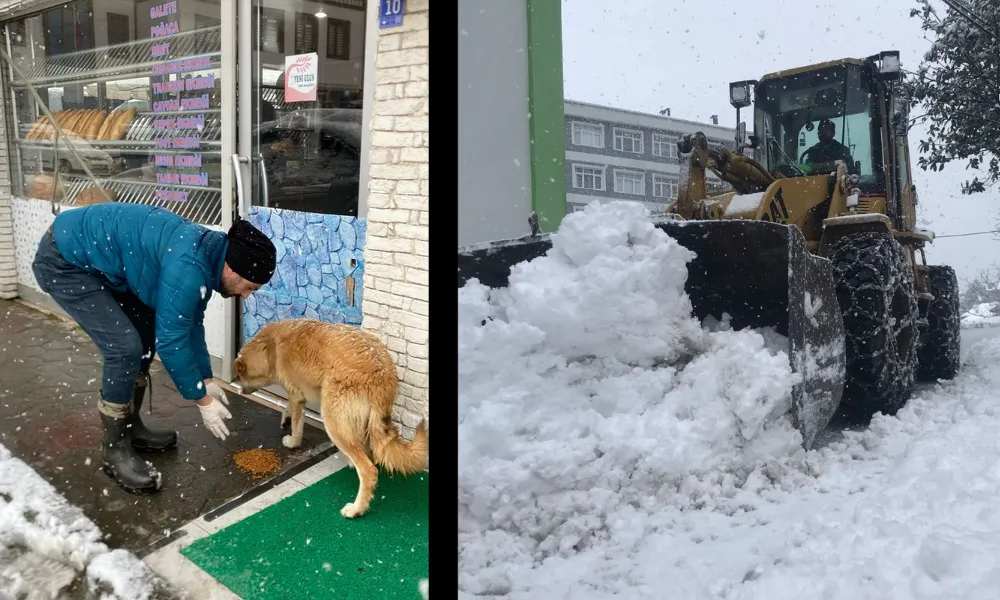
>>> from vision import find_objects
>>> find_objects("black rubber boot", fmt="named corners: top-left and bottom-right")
top-left (99, 399), bottom-right (162, 495)
top-left (129, 374), bottom-right (178, 452)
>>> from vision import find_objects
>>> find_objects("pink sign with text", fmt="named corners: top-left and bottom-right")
top-left (284, 53), bottom-right (318, 102)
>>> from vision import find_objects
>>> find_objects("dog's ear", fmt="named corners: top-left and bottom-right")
top-left (233, 358), bottom-right (246, 378)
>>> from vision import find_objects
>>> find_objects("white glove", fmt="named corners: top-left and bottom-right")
top-left (199, 395), bottom-right (232, 441)
top-left (205, 380), bottom-right (226, 403)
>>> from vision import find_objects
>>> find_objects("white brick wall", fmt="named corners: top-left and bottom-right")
top-left (0, 84), bottom-right (17, 300)
top-left (363, 0), bottom-right (429, 438)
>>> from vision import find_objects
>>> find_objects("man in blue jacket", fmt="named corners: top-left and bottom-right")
top-left (31, 203), bottom-right (276, 494)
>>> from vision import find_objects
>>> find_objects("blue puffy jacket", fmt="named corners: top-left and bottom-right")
top-left (52, 203), bottom-right (228, 401)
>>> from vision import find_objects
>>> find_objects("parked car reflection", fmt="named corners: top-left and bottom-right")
top-left (257, 106), bottom-right (362, 216)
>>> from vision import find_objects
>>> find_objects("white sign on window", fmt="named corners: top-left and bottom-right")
top-left (284, 52), bottom-right (318, 102)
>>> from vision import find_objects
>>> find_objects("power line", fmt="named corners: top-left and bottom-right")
top-left (936, 230), bottom-right (999, 238)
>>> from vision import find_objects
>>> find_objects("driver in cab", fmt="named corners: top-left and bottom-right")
top-left (803, 119), bottom-right (854, 171)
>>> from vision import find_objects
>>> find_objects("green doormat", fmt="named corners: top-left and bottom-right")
top-left (181, 467), bottom-right (428, 600)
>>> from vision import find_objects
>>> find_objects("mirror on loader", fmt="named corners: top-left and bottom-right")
top-left (729, 80), bottom-right (754, 109)
top-left (730, 79), bottom-right (757, 151)
top-left (877, 50), bottom-right (902, 81)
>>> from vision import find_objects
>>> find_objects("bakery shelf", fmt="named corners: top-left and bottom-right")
top-left (16, 111), bottom-right (224, 152)
top-left (7, 25), bottom-right (225, 226)
top-left (33, 174), bottom-right (223, 225)
top-left (10, 27), bottom-right (221, 88)
top-left (15, 142), bottom-right (222, 157)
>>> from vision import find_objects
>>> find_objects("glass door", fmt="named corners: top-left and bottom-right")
top-left (233, 0), bottom-right (368, 413)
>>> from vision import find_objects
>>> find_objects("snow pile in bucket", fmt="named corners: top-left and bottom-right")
top-left (458, 201), bottom-right (811, 596)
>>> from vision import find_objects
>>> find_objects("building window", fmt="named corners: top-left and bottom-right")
top-left (327, 18), bottom-right (351, 60)
top-left (106, 12), bottom-right (129, 59)
top-left (614, 169), bottom-right (644, 195)
top-left (708, 139), bottom-right (733, 153)
top-left (259, 8), bottom-right (285, 53)
top-left (613, 127), bottom-right (643, 154)
top-left (652, 133), bottom-right (677, 159)
top-left (571, 122), bottom-right (604, 148)
top-left (295, 12), bottom-right (320, 54)
top-left (707, 178), bottom-right (731, 193)
top-left (652, 174), bottom-right (678, 199)
top-left (573, 164), bottom-right (605, 191)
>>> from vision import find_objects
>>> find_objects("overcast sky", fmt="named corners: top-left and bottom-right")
top-left (561, 0), bottom-right (999, 286)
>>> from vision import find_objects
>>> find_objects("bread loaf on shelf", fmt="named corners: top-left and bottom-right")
top-left (50, 111), bottom-right (68, 130)
top-left (26, 111), bottom-right (62, 140)
top-left (83, 110), bottom-right (108, 140)
top-left (76, 186), bottom-right (117, 206)
top-left (72, 109), bottom-right (94, 135)
top-left (39, 111), bottom-right (74, 141)
top-left (107, 107), bottom-right (136, 141)
top-left (60, 110), bottom-right (85, 136)
top-left (24, 115), bottom-right (45, 140)
top-left (94, 110), bottom-right (116, 140)
top-left (24, 108), bottom-right (117, 141)
top-left (27, 172), bottom-right (65, 201)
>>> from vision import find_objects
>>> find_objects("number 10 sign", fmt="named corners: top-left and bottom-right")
top-left (379, 0), bottom-right (404, 28)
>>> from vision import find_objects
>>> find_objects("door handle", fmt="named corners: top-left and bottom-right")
top-left (231, 154), bottom-right (249, 217)
top-left (254, 154), bottom-right (269, 208)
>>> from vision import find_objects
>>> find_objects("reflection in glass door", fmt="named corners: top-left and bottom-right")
top-left (236, 0), bottom-right (368, 404)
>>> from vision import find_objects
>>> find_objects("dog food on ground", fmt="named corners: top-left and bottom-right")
top-left (232, 448), bottom-right (281, 479)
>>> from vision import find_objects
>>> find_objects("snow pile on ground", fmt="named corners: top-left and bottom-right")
top-left (0, 444), bottom-right (176, 599)
top-left (459, 200), bottom-right (1000, 599)
top-left (961, 301), bottom-right (1000, 329)
top-left (459, 201), bottom-right (816, 596)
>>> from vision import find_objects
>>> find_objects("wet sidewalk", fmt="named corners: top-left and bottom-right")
top-left (0, 297), bottom-right (329, 554)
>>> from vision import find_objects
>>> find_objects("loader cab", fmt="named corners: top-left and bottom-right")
top-left (742, 53), bottom-right (915, 230)
top-left (751, 61), bottom-right (887, 196)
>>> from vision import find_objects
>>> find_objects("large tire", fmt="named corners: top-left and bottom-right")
top-left (829, 232), bottom-right (919, 421)
top-left (917, 265), bottom-right (961, 381)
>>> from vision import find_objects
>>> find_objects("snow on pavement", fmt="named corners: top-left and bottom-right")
top-left (458, 201), bottom-right (1000, 599)
top-left (0, 443), bottom-right (174, 599)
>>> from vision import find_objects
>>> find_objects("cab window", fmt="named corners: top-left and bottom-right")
top-left (755, 64), bottom-right (884, 193)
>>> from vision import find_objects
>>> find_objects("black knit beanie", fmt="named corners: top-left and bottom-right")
top-left (226, 217), bottom-right (276, 285)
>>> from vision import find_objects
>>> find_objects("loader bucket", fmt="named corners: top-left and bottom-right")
top-left (458, 219), bottom-right (845, 450)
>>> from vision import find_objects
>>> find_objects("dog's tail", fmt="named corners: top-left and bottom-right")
top-left (368, 412), bottom-right (428, 476)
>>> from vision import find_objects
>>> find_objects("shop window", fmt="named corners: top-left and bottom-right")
top-left (326, 18), bottom-right (350, 60)
top-left (2, 0), bottom-right (225, 225)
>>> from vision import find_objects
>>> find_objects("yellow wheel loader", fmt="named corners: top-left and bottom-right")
top-left (458, 51), bottom-right (961, 450)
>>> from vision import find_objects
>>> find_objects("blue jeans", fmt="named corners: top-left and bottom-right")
top-left (32, 229), bottom-right (155, 405)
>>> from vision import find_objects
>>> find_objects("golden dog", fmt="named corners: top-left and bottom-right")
top-left (233, 319), bottom-right (428, 518)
